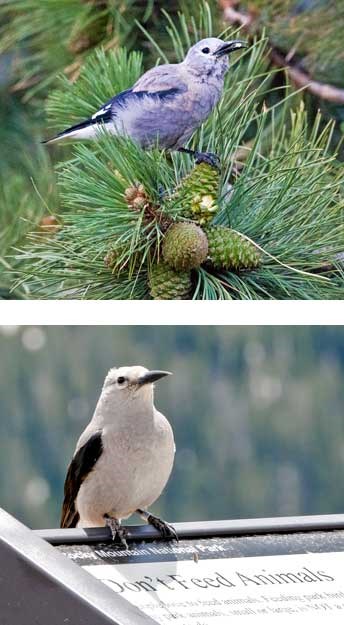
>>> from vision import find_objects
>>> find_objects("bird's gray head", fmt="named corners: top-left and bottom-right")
top-left (183, 37), bottom-right (248, 78)
top-left (103, 365), bottom-right (171, 400)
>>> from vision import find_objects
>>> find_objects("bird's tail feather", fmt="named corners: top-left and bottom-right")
top-left (42, 117), bottom-right (96, 144)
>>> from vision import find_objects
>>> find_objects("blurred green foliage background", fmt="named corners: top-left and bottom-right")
top-left (0, 325), bottom-right (343, 529)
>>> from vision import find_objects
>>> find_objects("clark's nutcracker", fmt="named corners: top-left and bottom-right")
top-left (44, 38), bottom-right (247, 164)
top-left (61, 366), bottom-right (176, 546)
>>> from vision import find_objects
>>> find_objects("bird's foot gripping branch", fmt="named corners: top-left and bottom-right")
top-left (178, 148), bottom-right (221, 170)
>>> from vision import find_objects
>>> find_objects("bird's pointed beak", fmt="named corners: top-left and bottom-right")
top-left (214, 40), bottom-right (248, 57)
top-left (137, 370), bottom-right (172, 385)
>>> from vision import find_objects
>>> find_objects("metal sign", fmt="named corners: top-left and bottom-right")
top-left (2, 509), bottom-right (344, 624)
top-left (38, 515), bottom-right (344, 624)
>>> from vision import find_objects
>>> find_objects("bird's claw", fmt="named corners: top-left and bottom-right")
top-left (195, 151), bottom-right (221, 170)
top-left (147, 513), bottom-right (179, 541)
top-left (105, 516), bottom-right (128, 549)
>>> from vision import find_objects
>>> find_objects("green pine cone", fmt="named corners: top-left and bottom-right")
top-left (205, 226), bottom-right (261, 271)
top-left (162, 222), bottom-right (208, 271)
top-left (171, 162), bottom-right (220, 225)
top-left (148, 262), bottom-right (192, 300)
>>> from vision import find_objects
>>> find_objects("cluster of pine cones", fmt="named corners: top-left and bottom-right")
top-left (105, 162), bottom-right (261, 299)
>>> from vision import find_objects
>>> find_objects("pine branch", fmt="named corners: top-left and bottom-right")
top-left (269, 49), bottom-right (344, 105)
top-left (11, 73), bottom-right (344, 299)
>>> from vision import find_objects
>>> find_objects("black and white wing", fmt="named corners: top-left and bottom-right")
top-left (60, 430), bottom-right (103, 528)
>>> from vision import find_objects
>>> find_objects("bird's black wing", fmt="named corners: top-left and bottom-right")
top-left (60, 431), bottom-right (103, 528)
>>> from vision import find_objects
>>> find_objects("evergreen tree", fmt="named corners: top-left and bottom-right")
top-left (0, 1), bottom-right (343, 299)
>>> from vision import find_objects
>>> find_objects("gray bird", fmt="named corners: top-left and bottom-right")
top-left (44, 38), bottom-right (247, 164)
top-left (61, 366), bottom-right (176, 546)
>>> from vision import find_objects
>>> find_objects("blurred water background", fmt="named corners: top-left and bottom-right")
top-left (0, 325), bottom-right (343, 529)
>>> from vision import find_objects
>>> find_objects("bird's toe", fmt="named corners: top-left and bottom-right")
top-left (195, 151), bottom-right (221, 170)
top-left (104, 515), bottom-right (128, 549)
top-left (147, 513), bottom-right (178, 541)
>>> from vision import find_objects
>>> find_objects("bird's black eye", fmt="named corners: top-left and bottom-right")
top-left (117, 376), bottom-right (126, 384)
top-left (202, 47), bottom-right (210, 54)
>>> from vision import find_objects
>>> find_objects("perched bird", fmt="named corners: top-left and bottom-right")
top-left (61, 366), bottom-right (176, 546)
top-left (44, 38), bottom-right (248, 165)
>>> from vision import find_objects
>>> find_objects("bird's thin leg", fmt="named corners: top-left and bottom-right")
top-left (136, 508), bottom-right (178, 541)
top-left (177, 147), bottom-right (196, 158)
top-left (104, 514), bottom-right (128, 548)
top-left (158, 184), bottom-right (167, 201)
top-left (177, 147), bottom-right (220, 170)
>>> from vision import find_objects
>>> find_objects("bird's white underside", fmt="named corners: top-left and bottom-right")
top-left (76, 416), bottom-right (175, 527)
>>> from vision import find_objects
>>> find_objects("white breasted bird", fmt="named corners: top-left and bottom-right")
top-left (61, 365), bottom-right (176, 546)
top-left (44, 38), bottom-right (248, 166)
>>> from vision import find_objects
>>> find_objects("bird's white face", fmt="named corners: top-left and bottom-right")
top-left (184, 37), bottom-right (247, 78)
top-left (103, 365), bottom-right (171, 397)
top-left (104, 366), bottom-right (148, 391)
